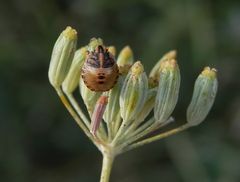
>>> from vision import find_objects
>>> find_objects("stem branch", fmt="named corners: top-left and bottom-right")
top-left (67, 93), bottom-right (108, 141)
top-left (67, 93), bottom-right (90, 128)
top-left (122, 123), bottom-right (191, 153)
top-left (55, 88), bottom-right (99, 147)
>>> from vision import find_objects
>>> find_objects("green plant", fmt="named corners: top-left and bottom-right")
top-left (48, 26), bottom-right (218, 182)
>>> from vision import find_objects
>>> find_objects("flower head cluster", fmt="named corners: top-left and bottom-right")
top-left (48, 26), bottom-right (218, 162)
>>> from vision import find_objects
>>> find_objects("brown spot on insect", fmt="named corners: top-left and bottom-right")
top-left (81, 45), bottom-right (119, 92)
top-left (98, 75), bottom-right (105, 79)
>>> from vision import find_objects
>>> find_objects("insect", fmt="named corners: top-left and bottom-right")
top-left (81, 45), bottom-right (119, 136)
top-left (81, 45), bottom-right (119, 92)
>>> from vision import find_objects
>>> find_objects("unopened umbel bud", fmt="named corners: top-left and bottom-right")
top-left (48, 26), bottom-right (77, 88)
top-left (103, 77), bottom-right (123, 123)
top-left (48, 27), bottom-right (77, 87)
top-left (91, 96), bottom-right (108, 136)
top-left (117, 46), bottom-right (134, 74)
top-left (88, 38), bottom-right (103, 52)
top-left (134, 88), bottom-right (157, 125)
top-left (107, 46), bottom-right (117, 56)
top-left (149, 50), bottom-right (177, 88)
top-left (154, 59), bottom-right (180, 124)
top-left (62, 47), bottom-right (87, 93)
top-left (187, 67), bottom-right (218, 126)
top-left (120, 61), bottom-right (148, 122)
top-left (79, 78), bottom-right (101, 115)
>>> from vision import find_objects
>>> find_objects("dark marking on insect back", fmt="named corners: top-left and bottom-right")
top-left (97, 45), bottom-right (104, 53)
top-left (98, 81), bottom-right (104, 84)
top-left (87, 58), bottom-right (100, 68)
top-left (98, 76), bottom-right (105, 79)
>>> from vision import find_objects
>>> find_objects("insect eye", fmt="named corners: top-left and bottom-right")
top-left (87, 58), bottom-right (100, 68)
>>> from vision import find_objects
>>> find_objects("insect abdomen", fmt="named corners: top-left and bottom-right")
top-left (81, 64), bottom-right (119, 92)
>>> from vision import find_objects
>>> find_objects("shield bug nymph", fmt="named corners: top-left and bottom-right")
top-left (81, 45), bottom-right (119, 92)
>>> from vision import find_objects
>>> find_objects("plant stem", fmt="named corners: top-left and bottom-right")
top-left (67, 93), bottom-right (108, 141)
top-left (67, 93), bottom-right (90, 128)
top-left (100, 153), bottom-right (115, 182)
top-left (122, 123), bottom-right (191, 153)
top-left (55, 87), bottom-right (99, 147)
top-left (119, 118), bottom-right (168, 148)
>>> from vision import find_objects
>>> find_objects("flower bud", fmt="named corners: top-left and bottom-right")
top-left (154, 59), bottom-right (180, 124)
top-left (187, 67), bottom-right (218, 126)
top-left (117, 46), bottom-right (134, 74)
top-left (120, 61), bottom-right (148, 122)
top-left (88, 38), bottom-right (103, 52)
top-left (79, 78), bottom-right (101, 115)
top-left (62, 47), bottom-right (87, 93)
top-left (107, 46), bottom-right (117, 56)
top-left (134, 88), bottom-right (157, 125)
top-left (149, 50), bottom-right (177, 88)
top-left (103, 76), bottom-right (123, 123)
top-left (48, 26), bottom-right (77, 88)
top-left (91, 96), bottom-right (108, 136)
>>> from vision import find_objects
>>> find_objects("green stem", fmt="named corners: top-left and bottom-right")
top-left (111, 118), bottom-right (135, 145)
top-left (100, 153), bottom-right (115, 182)
top-left (107, 121), bottom-right (114, 141)
top-left (67, 93), bottom-right (108, 141)
top-left (116, 118), bottom-right (154, 145)
top-left (119, 118), bottom-right (166, 148)
top-left (55, 87), bottom-right (99, 147)
top-left (127, 118), bottom-right (155, 139)
top-left (122, 123), bottom-right (191, 153)
top-left (67, 93), bottom-right (90, 128)
top-left (112, 112), bottom-right (122, 136)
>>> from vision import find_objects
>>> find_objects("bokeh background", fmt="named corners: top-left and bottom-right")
top-left (0, 0), bottom-right (240, 181)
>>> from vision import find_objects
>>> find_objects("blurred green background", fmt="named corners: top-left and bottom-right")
top-left (0, 0), bottom-right (240, 182)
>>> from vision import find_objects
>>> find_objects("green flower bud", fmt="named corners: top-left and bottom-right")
top-left (187, 67), bottom-right (218, 126)
top-left (48, 26), bottom-right (77, 88)
top-left (149, 50), bottom-right (177, 88)
top-left (134, 88), bottom-right (157, 125)
top-left (79, 78), bottom-right (101, 115)
top-left (107, 46), bottom-right (117, 56)
top-left (117, 46), bottom-right (134, 74)
top-left (103, 76), bottom-right (123, 123)
top-left (88, 38), bottom-right (103, 52)
top-left (120, 61), bottom-right (148, 122)
top-left (154, 59), bottom-right (180, 123)
top-left (62, 47), bottom-right (87, 93)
